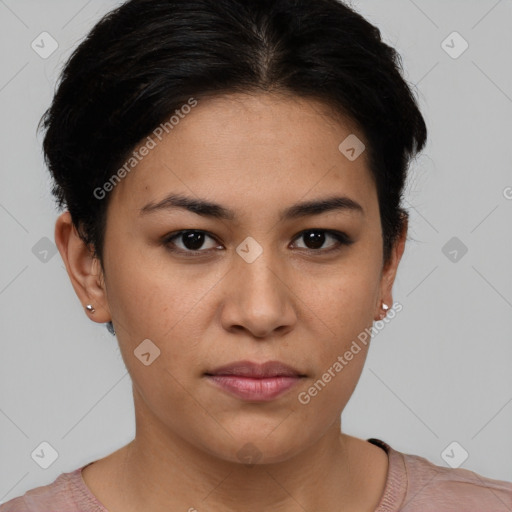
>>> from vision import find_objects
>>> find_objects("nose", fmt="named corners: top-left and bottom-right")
top-left (219, 250), bottom-right (297, 339)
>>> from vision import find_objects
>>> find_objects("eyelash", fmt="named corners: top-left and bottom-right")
top-left (162, 229), bottom-right (354, 257)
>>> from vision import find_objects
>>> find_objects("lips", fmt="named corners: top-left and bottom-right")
top-left (205, 360), bottom-right (306, 378)
top-left (204, 360), bottom-right (306, 401)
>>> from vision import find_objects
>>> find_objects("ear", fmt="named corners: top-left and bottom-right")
top-left (374, 214), bottom-right (408, 321)
top-left (54, 211), bottom-right (112, 324)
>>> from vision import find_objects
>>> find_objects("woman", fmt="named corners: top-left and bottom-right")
top-left (2, 0), bottom-right (511, 510)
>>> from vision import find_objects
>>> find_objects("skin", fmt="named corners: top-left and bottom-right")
top-left (55, 92), bottom-right (407, 512)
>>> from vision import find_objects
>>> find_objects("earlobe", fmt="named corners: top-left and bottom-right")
top-left (375, 216), bottom-right (408, 321)
top-left (54, 211), bottom-right (112, 324)
top-left (376, 301), bottom-right (389, 321)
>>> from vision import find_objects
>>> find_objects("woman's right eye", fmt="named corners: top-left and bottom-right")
top-left (163, 230), bottom-right (222, 255)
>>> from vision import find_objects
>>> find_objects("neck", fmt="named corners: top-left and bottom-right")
top-left (95, 390), bottom-right (388, 512)
top-left (130, 436), bottom-right (344, 507)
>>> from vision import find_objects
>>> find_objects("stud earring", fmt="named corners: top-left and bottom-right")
top-left (379, 302), bottom-right (389, 320)
top-left (85, 304), bottom-right (95, 313)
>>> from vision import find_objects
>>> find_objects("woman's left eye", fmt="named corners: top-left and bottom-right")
top-left (291, 229), bottom-right (353, 252)
top-left (162, 229), bottom-right (353, 256)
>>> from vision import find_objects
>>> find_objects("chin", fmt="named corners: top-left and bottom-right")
top-left (202, 427), bottom-right (310, 466)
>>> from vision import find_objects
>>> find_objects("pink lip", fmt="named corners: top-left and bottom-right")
top-left (204, 360), bottom-right (306, 401)
top-left (206, 375), bottom-right (302, 401)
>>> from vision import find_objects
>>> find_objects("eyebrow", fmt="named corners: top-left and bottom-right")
top-left (139, 193), bottom-right (364, 221)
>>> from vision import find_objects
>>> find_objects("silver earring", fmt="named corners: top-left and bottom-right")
top-left (85, 304), bottom-right (95, 313)
top-left (106, 321), bottom-right (116, 336)
top-left (379, 302), bottom-right (389, 320)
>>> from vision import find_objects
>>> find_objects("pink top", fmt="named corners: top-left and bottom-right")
top-left (1, 438), bottom-right (511, 511)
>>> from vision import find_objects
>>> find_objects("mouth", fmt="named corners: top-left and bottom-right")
top-left (204, 360), bottom-right (306, 402)
top-left (205, 360), bottom-right (306, 378)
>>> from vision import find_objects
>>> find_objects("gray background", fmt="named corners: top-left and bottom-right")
top-left (1, 0), bottom-right (511, 503)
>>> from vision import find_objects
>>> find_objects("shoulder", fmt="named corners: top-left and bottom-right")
top-left (0, 465), bottom-right (105, 512)
top-left (389, 442), bottom-right (512, 511)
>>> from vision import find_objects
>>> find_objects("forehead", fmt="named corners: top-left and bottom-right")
top-left (108, 92), bottom-right (377, 220)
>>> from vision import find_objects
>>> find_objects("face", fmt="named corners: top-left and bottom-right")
top-left (58, 92), bottom-right (405, 464)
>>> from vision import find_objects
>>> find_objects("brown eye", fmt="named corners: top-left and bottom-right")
top-left (163, 230), bottom-right (221, 254)
top-left (292, 229), bottom-right (353, 252)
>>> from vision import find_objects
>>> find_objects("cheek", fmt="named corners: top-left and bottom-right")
top-left (103, 241), bottom-right (205, 334)
top-left (295, 256), bottom-right (380, 337)
top-left (296, 306), bottom-right (371, 423)
top-left (290, 256), bottom-right (379, 397)
top-left (103, 248), bottom-right (221, 379)
top-left (304, 349), bottom-right (368, 406)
